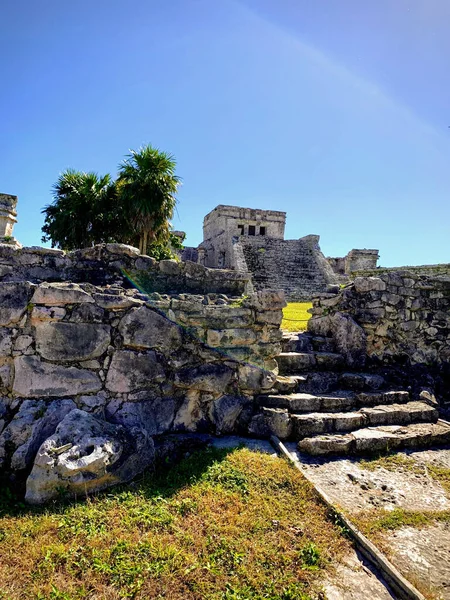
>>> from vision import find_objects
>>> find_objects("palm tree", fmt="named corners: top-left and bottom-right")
top-left (42, 170), bottom-right (119, 249)
top-left (117, 145), bottom-right (181, 255)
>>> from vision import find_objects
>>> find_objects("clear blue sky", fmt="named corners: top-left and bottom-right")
top-left (1, 0), bottom-right (449, 266)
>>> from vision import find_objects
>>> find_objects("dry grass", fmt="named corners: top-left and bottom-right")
top-left (0, 447), bottom-right (351, 600)
top-left (281, 303), bottom-right (312, 332)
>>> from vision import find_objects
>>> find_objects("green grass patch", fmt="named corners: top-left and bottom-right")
top-left (0, 447), bottom-right (351, 600)
top-left (281, 302), bottom-right (312, 332)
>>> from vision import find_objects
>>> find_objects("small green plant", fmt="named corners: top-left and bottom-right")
top-left (299, 542), bottom-right (321, 569)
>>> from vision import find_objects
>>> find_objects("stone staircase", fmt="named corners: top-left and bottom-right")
top-left (249, 331), bottom-right (450, 455)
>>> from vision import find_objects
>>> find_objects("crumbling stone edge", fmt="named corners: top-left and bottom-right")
top-left (270, 435), bottom-right (426, 600)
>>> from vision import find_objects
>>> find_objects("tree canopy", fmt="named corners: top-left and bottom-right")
top-left (41, 145), bottom-right (181, 257)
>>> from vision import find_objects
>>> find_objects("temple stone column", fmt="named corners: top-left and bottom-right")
top-left (0, 194), bottom-right (22, 248)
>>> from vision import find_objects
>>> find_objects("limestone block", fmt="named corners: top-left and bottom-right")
top-left (105, 243), bottom-right (140, 257)
top-left (210, 395), bottom-right (247, 435)
top-left (92, 293), bottom-right (143, 310)
top-left (0, 398), bottom-right (76, 471)
top-left (206, 328), bottom-right (257, 348)
top-left (174, 363), bottom-right (234, 393)
top-left (255, 310), bottom-right (283, 326)
top-left (353, 277), bottom-right (386, 293)
top-left (134, 256), bottom-right (157, 270)
top-left (0, 330), bottom-right (13, 356)
top-left (13, 334), bottom-right (33, 353)
top-left (31, 282), bottom-right (94, 306)
top-left (0, 282), bottom-right (34, 326)
top-left (105, 350), bottom-right (165, 393)
top-left (238, 363), bottom-right (277, 391)
top-left (172, 389), bottom-right (203, 431)
top-left (30, 306), bottom-right (66, 324)
top-left (248, 289), bottom-right (287, 310)
top-left (331, 312), bottom-right (367, 368)
top-left (262, 407), bottom-right (292, 440)
top-left (0, 362), bottom-right (13, 390)
top-left (13, 356), bottom-right (102, 398)
top-left (70, 303), bottom-right (105, 323)
top-left (106, 397), bottom-right (178, 435)
top-left (159, 259), bottom-right (181, 275)
top-left (35, 322), bottom-right (111, 362)
top-left (25, 409), bottom-right (155, 504)
top-left (119, 306), bottom-right (182, 353)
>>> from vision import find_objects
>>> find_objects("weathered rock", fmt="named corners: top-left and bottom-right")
top-left (35, 322), bottom-right (111, 361)
top-left (330, 312), bottom-right (367, 369)
top-left (0, 399), bottom-right (76, 470)
top-left (210, 395), bottom-right (246, 434)
top-left (31, 282), bottom-right (94, 305)
top-left (0, 282), bottom-right (33, 326)
top-left (92, 293), bottom-right (143, 310)
top-left (30, 306), bottom-right (66, 324)
top-left (119, 306), bottom-right (182, 352)
top-left (353, 277), bottom-right (386, 293)
top-left (13, 356), bottom-right (102, 397)
top-left (25, 409), bottom-right (155, 504)
top-left (238, 363), bottom-right (277, 391)
top-left (174, 363), bottom-right (234, 393)
top-left (106, 397), bottom-right (178, 435)
top-left (105, 350), bottom-right (165, 393)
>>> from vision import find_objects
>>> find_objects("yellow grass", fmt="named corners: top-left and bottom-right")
top-left (0, 447), bottom-right (351, 600)
top-left (281, 302), bottom-right (313, 332)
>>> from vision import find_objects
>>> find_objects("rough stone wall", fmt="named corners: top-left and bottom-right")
top-left (309, 272), bottom-right (450, 367)
top-left (237, 235), bottom-right (339, 300)
top-left (0, 243), bottom-right (251, 296)
top-left (352, 263), bottom-right (450, 279)
top-left (0, 281), bottom-right (284, 478)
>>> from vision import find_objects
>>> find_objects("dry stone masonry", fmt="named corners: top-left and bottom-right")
top-left (0, 273), bottom-right (284, 503)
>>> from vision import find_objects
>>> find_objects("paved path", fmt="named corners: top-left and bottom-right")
top-left (212, 436), bottom-right (395, 599)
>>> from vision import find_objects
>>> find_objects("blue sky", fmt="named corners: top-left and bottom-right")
top-left (1, 0), bottom-right (449, 266)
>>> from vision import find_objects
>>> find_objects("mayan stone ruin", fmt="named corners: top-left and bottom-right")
top-left (0, 194), bottom-right (449, 506)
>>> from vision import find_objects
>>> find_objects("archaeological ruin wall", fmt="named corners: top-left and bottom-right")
top-left (0, 241), bottom-right (285, 502)
top-left (309, 271), bottom-right (450, 369)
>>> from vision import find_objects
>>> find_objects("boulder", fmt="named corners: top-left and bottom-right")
top-left (13, 356), bottom-right (102, 398)
top-left (119, 306), bottom-right (182, 353)
top-left (0, 282), bottom-right (34, 326)
top-left (31, 282), bottom-right (94, 306)
top-left (105, 350), bottom-right (165, 393)
top-left (25, 409), bottom-right (155, 504)
top-left (0, 399), bottom-right (76, 470)
top-left (35, 322), bottom-right (111, 362)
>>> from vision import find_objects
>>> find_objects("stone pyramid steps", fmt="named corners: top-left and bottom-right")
top-left (297, 420), bottom-right (450, 456)
top-left (277, 351), bottom-right (345, 374)
top-left (248, 329), bottom-right (449, 456)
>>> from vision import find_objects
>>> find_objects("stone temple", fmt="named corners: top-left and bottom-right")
top-left (182, 204), bottom-right (379, 300)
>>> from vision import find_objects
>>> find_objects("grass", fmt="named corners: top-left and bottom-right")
top-left (281, 303), bottom-right (312, 332)
top-left (0, 447), bottom-right (351, 600)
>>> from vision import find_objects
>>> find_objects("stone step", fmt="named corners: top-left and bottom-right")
top-left (273, 375), bottom-right (307, 394)
top-left (291, 402), bottom-right (438, 439)
top-left (258, 389), bottom-right (410, 414)
top-left (295, 371), bottom-right (386, 394)
top-left (297, 419), bottom-right (450, 456)
top-left (281, 333), bottom-right (336, 354)
top-left (258, 391), bottom-right (357, 413)
top-left (277, 352), bottom-right (345, 375)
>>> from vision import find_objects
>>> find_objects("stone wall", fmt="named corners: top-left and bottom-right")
top-left (0, 281), bottom-right (284, 500)
top-left (236, 235), bottom-right (339, 300)
top-left (0, 243), bottom-right (251, 296)
top-left (309, 271), bottom-right (450, 368)
top-left (351, 263), bottom-right (450, 279)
